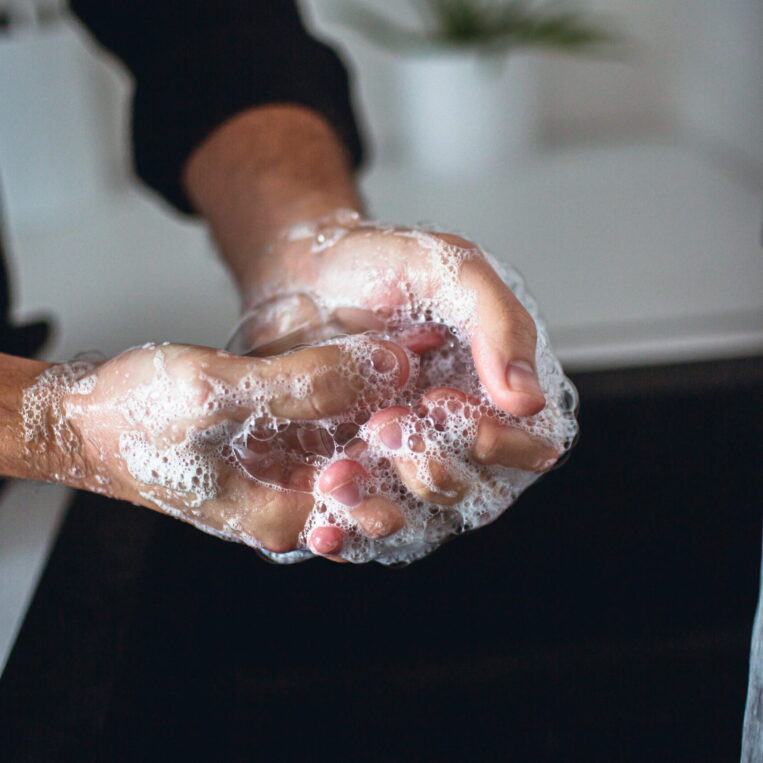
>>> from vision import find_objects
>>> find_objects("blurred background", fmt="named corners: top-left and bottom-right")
top-left (1, 1), bottom-right (762, 760)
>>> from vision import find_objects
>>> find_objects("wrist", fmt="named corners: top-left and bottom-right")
top-left (240, 206), bottom-right (365, 303)
top-left (15, 357), bottom-right (101, 488)
top-left (0, 353), bottom-right (61, 482)
top-left (182, 104), bottom-right (364, 295)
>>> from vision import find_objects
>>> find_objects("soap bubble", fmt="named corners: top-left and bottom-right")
top-left (228, 228), bottom-right (578, 566)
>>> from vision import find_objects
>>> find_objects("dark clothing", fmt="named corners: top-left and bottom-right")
top-left (69, 0), bottom-right (364, 214)
top-left (0, 1), bottom-right (363, 354)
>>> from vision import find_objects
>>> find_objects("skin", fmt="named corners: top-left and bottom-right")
top-left (185, 105), bottom-right (559, 559)
top-left (7, 339), bottom-right (410, 554)
top-left (0, 104), bottom-right (558, 560)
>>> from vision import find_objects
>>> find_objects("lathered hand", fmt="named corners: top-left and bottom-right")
top-left (227, 213), bottom-right (578, 564)
top-left (22, 338), bottom-right (410, 554)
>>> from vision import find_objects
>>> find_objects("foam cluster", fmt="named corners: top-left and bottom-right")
top-left (21, 359), bottom-right (99, 482)
top-left (20, 217), bottom-right (578, 567)
top-left (231, 217), bottom-right (578, 565)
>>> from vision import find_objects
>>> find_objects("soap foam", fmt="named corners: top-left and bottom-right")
top-left (233, 221), bottom-right (578, 565)
top-left (21, 219), bottom-right (578, 567)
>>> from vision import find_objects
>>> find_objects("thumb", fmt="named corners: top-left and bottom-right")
top-left (460, 257), bottom-right (545, 418)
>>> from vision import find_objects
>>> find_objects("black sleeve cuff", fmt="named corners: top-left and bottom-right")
top-left (71, 2), bottom-right (365, 214)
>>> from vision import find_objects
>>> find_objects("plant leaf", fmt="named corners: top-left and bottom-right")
top-left (336, 1), bottom-right (619, 54)
top-left (508, 11), bottom-right (617, 50)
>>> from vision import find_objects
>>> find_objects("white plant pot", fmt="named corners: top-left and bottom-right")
top-left (395, 49), bottom-right (537, 177)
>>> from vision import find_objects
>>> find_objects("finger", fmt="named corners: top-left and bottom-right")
top-left (393, 452), bottom-right (468, 506)
top-left (255, 339), bottom-right (410, 420)
top-left (241, 292), bottom-right (323, 356)
top-left (459, 255), bottom-right (545, 418)
top-left (366, 406), bottom-right (410, 447)
top-left (318, 459), bottom-right (365, 507)
top-left (331, 305), bottom-right (449, 355)
top-left (419, 386), bottom-right (558, 473)
top-left (368, 407), bottom-right (468, 506)
top-left (309, 525), bottom-right (346, 557)
top-left (472, 417), bottom-right (559, 472)
top-left (351, 496), bottom-right (405, 538)
top-left (241, 488), bottom-right (313, 555)
top-left (333, 306), bottom-right (388, 333)
top-left (318, 459), bottom-right (406, 539)
top-left (238, 448), bottom-right (318, 492)
top-left (310, 457), bottom-right (356, 559)
top-left (393, 323), bottom-right (449, 354)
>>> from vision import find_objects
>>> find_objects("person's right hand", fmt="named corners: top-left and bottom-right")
top-left (52, 339), bottom-right (411, 554)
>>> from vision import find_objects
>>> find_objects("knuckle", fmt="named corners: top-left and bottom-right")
top-left (364, 515), bottom-right (395, 538)
top-left (356, 499), bottom-right (405, 538)
top-left (428, 462), bottom-right (467, 505)
top-left (472, 421), bottom-right (502, 465)
top-left (398, 456), bottom-right (465, 506)
top-left (422, 487), bottom-right (461, 506)
top-left (309, 369), bottom-right (355, 418)
top-left (504, 306), bottom-right (537, 349)
top-left (190, 376), bottom-right (216, 410)
top-left (245, 493), bottom-right (302, 553)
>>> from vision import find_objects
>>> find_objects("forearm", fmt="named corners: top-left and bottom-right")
top-left (0, 353), bottom-right (55, 481)
top-left (0, 352), bottom-right (168, 506)
top-left (183, 104), bottom-right (364, 297)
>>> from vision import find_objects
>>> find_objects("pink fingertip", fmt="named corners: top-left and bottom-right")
top-left (331, 481), bottom-right (362, 507)
top-left (310, 526), bottom-right (345, 555)
top-left (318, 459), bottom-right (365, 494)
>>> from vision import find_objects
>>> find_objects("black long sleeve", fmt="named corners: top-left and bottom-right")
top-left (70, 0), bottom-right (364, 214)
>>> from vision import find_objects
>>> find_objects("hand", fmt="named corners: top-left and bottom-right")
top-left (181, 107), bottom-right (576, 564)
top-left (245, 211), bottom-right (547, 418)
top-left (233, 214), bottom-right (572, 562)
top-left (42, 339), bottom-right (411, 554)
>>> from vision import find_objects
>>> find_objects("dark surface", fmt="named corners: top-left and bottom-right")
top-left (1, 357), bottom-right (762, 762)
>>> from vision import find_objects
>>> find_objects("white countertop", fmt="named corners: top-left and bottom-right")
top-left (2, 141), bottom-right (762, 674)
top-left (365, 143), bottom-right (763, 370)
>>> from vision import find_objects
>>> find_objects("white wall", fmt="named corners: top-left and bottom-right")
top-left (1, 0), bottom-right (760, 230)
top-left (676, 0), bottom-right (763, 170)
top-left (300, 0), bottom-right (763, 170)
top-left (0, 10), bottom-right (131, 229)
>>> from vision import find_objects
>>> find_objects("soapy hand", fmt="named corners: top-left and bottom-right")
top-left (233, 212), bottom-right (576, 562)
top-left (247, 210), bottom-right (547, 418)
top-left (24, 339), bottom-right (411, 555)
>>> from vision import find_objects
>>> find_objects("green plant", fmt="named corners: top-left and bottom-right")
top-left (340, 0), bottom-right (616, 54)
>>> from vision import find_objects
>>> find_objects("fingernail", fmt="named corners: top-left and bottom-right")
top-left (378, 422), bottom-right (403, 450)
top-left (371, 348), bottom-right (397, 374)
top-left (506, 361), bottom-right (544, 399)
top-left (331, 481), bottom-right (362, 507)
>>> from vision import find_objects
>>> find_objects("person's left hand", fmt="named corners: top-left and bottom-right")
top-left (239, 213), bottom-right (562, 560)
